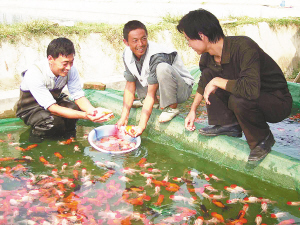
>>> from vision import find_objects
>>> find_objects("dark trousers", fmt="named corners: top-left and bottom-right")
top-left (24, 98), bottom-right (80, 137)
top-left (202, 74), bottom-right (293, 150)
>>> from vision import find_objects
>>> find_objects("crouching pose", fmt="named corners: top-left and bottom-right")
top-left (177, 9), bottom-right (292, 161)
top-left (16, 37), bottom-right (113, 140)
top-left (117, 20), bottom-right (194, 137)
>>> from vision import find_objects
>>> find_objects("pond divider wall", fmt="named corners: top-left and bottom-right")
top-left (84, 87), bottom-right (300, 192)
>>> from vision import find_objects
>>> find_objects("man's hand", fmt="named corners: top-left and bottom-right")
top-left (125, 125), bottom-right (144, 138)
top-left (87, 107), bottom-right (114, 123)
top-left (185, 111), bottom-right (196, 131)
top-left (116, 117), bottom-right (128, 129)
top-left (203, 79), bottom-right (218, 105)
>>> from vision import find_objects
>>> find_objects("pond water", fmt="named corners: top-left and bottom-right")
top-left (0, 120), bottom-right (299, 225)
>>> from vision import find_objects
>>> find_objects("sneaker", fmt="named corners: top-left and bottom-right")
top-left (132, 98), bottom-right (159, 109)
top-left (158, 107), bottom-right (180, 123)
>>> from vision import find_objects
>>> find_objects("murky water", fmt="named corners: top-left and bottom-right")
top-left (0, 120), bottom-right (299, 225)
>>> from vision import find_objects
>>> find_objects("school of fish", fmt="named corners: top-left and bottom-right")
top-left (0, 132), bottom-right (299, 225)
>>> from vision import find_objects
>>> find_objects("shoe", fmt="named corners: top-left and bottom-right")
top-left (248, 132), bottom-right (275, 161)
top-left (158, 107), bottom-right (180, 123)
top-left (198, 124), bottom-right (242, 137)
top-left (132, 98), bottom-right (159, 109)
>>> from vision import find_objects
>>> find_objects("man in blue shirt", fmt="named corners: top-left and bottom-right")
top-left (16, 37), bottom-right (112, 140)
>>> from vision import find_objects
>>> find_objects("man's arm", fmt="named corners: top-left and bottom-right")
top-left (203, 77), bottom-right (228, 105)
top-left (48, 103), bottom-right (88, 119)
top-left (185, 92), bottom-right (204, 131)
top-left (137, 83), bottom-right (159, 131)
top-left (117, 81), bottom-right (136, 128)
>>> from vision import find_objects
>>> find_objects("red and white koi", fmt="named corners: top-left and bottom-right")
top-left (204, 184), bottom-right (218, 192)
top-left (194, 216), bottom-right (204, 225)
top-left (61, 163), bottom-right (68, 172)
top-left (153, 185), bottom-right (161, 196)
top-left (105, 161), bottom-right (120, 168)
top-left (188, 170), bottom-right (200, 178)
top-left (243, 196), bottom-right (259, 203)
top-left (120, 167), bottom-right (139, 175)
top-left (255, 214), bottom-right (262, 225)
top-left (224, 186), bottom-right (240, 193)
top-left (140, 171), bottom-right (160, 178)
top-left (226, 198), bottom-right (241, 204)
top-left (209, 174), bottom-right (223, 181)
top-left (287, 201), bottom-right (300, 206)
top-left (118, 176), bottom-right (132, 182)
top-left (270, 212), bottom-right (287, 218)
top-left (147, 168), bottom-right (161, 173)
top-left (203, 173), bottom-right (210, 181)
top-left (169, 195), bottom-right (195, 205)
top-left (230, 184), bottom-right (249, 193)
top-left (72, 160), bottom-right (82, 168)
top-left (74, 145), bottom-right (80, 152)
top-left (260, 202), bottom-right (268, 213)
top-left (145, 177), bottom-right (152, 187)
top-left (139, 162), bottom-right (157, 168)
top-left (51, 169), bottom-right (58, 177)
top-left (209, 192), bottom-right (226, 200)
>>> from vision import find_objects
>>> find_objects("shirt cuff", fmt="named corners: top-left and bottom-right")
top-left (225, 80), bottom-right (237, 93)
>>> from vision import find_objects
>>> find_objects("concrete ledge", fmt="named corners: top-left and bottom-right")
top-left (84, 89), bottom-right (300, 192)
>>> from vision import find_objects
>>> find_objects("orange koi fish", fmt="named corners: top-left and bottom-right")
top-left (59, 137), bottom-right (75, 145)
top-left (211, 212), bottom-right (225, 223)
top-left (153, 194), bottom-right (164, 206)
top-left (212, 199), bottom-right (229, 210)
top-left (226, 218), bottom-right (247, 225)
top-left (236, 210), bottom-right (246, 219)
top-left (137, 157), bottom-right (147, 165)
top-left (0, 157), bottom-right (15, 162)
top-left (99, 170), bottom-right (115, 181)
top-left (278, 219), bottom-right (295, 225)
top-left (15, 146), bottom-right (25, 151)
top-left (165, 182), bottom-right (180, 192)
top-left (12, 164), bottom-right (27, 171)
top-left (39, 156), bottom-right (49, 164)
top-left (73, 170), bottom-right (79, 180)
top-left (54, 152), bottom-right (64, 159)
top-left (0, 139), bottom-right (5, 142)
top-left (25, 144), bottom-right (38, 151)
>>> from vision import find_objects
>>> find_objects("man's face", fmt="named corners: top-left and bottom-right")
top-left (123, 28), bottom-right (148, 60)
top-left (184, 32), bottom-right (206, 55)
top-left (48, 54), bottom-right (74, 77)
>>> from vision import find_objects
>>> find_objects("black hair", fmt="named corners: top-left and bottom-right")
top-left (177, 9), bottom-right (224, 43)
top-left (46, 37), bottom-right (75, 58)
top-left (123, 20), bottom-right (148, 41)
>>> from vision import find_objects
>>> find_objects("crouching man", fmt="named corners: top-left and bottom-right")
top-left (177, 9), bottom-right (292, 161)
top-left (16, 37), bottom-right (113, 141)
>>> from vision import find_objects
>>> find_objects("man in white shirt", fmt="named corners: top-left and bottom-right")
top-left (117, 20), bottom-right (194, 137)
top-left (16, 37), bottom-right (112, 140)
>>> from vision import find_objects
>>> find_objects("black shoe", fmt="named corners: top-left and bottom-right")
top-left (248, 132), bottom-right (275, 161)
top-left (198, 125), bottom-right (242, 137)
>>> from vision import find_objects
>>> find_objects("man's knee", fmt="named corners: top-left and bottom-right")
top-left (156, 63), bottom-right (173, 82)
top-left (228, 95), bottom-right (252, 114)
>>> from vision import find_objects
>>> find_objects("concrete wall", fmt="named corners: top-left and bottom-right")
top-left (0, 22), bottom-right (300, 118)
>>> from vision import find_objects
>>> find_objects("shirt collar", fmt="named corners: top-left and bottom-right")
top-left (221, 37), bottom-right (231, 64)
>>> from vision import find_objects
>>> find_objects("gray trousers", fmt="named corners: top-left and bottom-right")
top-left (136, 63), bottom-right (193, 108)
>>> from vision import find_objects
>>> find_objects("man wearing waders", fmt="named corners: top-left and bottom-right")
top-left (16, 37), bottom-right (112, 141)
